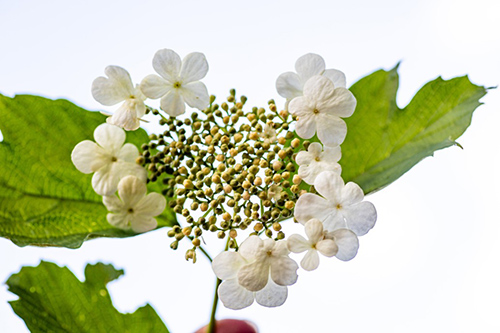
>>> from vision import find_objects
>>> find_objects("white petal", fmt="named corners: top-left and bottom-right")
top-left (117, 175), bottom-right (147, 207)
top-left (300, 161), bottom-right (337, 185)
top-left (318, 87), bottom-right (356, 118)
top-left (295, 53), bottom-right (325, 83)
top-left (92, 66), bottom-right (134, 106)
top-left (295, 150), bottom-right (313, 166)
top-left (304, 219), bottom-right (324, 243)
top-left (294, 193), bottom-right (332, 225)
top-left (133, 84), bottom-right (147, 102)
top-left (92, 164), bottom-right (121, 196)
top-left (107, 101), bottom-right (141, 131)
top-left (118, 143), bottom-right (139, 163)
top-left (276, 72), bottom-right (303, 99)
top-left (179, 52), bottom-right (209, 83)
top-left (314, 171), bottom-right (344, 202)
top-left (71, 140), bottom-right (107, 173)
top-left (103, 195), bottom-right (123, 212)
top-left (298, 165), bottom-right (316, 185)
top-left (238, 235), bottom-right (263, 261)
top-left (288, 96), bottom-right (311, 117)
top-left (287, 234), bottom-right (310, 253)
top-left (218, 279), bottom-right (254, 310)
top-left (255, 278), bottom-right (288, 307)
top-left (130, 216), bottom-right (157, 233)
top-left (93, 123), bottom-right (126, 155)
top-left (238, 259), bottom-right (269, 292)
top-left (160, 90), bottom-right (185, 117)
top-left (270, 256), bottom-right (298, 286)
top-left (134, 99), bottom-right (147, 118)
top-left (271, 240), bottom-right (290, 257)
top-left (295, 115), bottom-right (317, 140)
top-left (303, 75), bottom-right (335, 103)
top-left (323, 69), bottom-right (347, 88)
top-left (301, 249), bottom-right (320, 271)
top-left (106, 212), bottom-right (130, 229)
top-left (315, 239), bottom-right (338, 257)
top-left (342, 201), bottom-right (377, 236)
top-left (330, 229), bottom-right (359, 261)
top-left (212, 251), bottom-right (246, 280)
top-left (115, 161), bottom-right (147, 184)
top-left (152, 49), bottom-right (181, 82)
top-left (322, 146), bottom-right (342, 163)
top-left (140, 74), bottom-right (172, 99)
top-left (308, 142), bottom-right (323, 156)
top-left (322, 211), bottom-right (347, 232)
top-left (316, 114), bottom-right (347, 147)
top-left (135, 193), bottom-right (166, 216)
top-left (342, 182), bottom-right (365, 206)
top-left (180, 81), bottom-right (209, 110)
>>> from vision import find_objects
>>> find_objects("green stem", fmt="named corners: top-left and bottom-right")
top-left (207, 278), bottom-right (222, 333)
top-left (207, 237), bottom-right (231, 333)
top-left (198, 245), bottom-right (213, 262)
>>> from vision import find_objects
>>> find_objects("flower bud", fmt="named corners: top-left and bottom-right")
top-left (212, 174), bottom-right (221, 183)
top-left (183, 179), bottom-right (194, 189)
top-left (229, 229), bottom-right (238, 239)
top-left (254, 223), bottom-right (264, 232)
top-left (291, 138), bottom-right (301, 148)
top-left (182, 227), bottom-right (192, 236)
top-left (242, 191), bottom-right (250, 201)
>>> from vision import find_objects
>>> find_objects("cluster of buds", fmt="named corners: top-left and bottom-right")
top-left (72, 50), bottom-right (377, 310)
top-left (140, 91), bottom-right (309, 253)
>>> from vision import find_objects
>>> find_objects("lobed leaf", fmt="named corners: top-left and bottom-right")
top-left (0, 94), bottom-right (176, 248)
top-left (340, 66), bottom-right (487, 194)
top-left (7, 261), bottom-right (169, 333)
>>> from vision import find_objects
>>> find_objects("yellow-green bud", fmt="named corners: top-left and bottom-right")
top-left (182, 226), bottom-right (192, 236)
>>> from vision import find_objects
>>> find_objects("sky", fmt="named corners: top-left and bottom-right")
top-left (1, 0), bottom-right (499, 332)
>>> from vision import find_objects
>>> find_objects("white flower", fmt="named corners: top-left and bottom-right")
top-left (71, 123), bottom-right (146, 196)
top-left (296, 142), bottom-right (342, 185)
top-left (294, 171), bottom-right (377, 236)
top-left (212, 251), bottom-right (288, 310)
top-left (92, 66), bottom-right (146, 131)
top-left (236, 236), bottom-right (298, 292)
top-left (267, 184), bottom-right (283, 201)
top-left (103, 175), bottom-right (166, 233)
top-left (140, 49), bottom-right (209, 117)
top-left (288, 219), bottom-right (359, 271)
top-left (289, 75), bottom-right (356, 147)
top-left (260, 123), bottom-right (277, 144)
top-left (276, 53), bottom-right (346, 109)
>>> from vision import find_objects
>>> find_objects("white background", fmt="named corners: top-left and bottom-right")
top-left (1, 0), bottom-right (499, 332)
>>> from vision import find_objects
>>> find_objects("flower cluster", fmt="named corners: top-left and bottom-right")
top-left (71, 50), bottom-right (377, 310)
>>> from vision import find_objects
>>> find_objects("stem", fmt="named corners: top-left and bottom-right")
top-left (207, 237), bottom-right (231, 333)
top-left (207, 278), bottom-right (222, 333)
top-left (198, 245), bottom-right (213, 262)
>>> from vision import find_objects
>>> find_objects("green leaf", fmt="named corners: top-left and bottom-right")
top-left (7, 261), bottom-right (169, 333)
top-left (339, 66), bottom-right (487, 194)
top-left (0, 94), bottom-right (176, 248)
